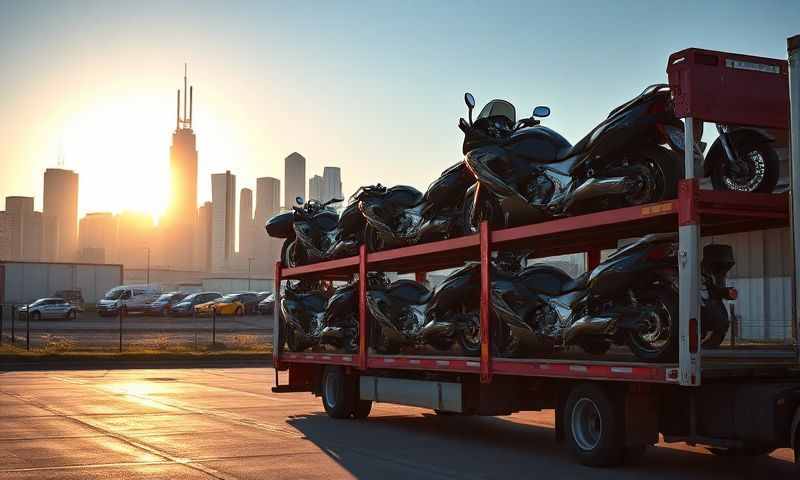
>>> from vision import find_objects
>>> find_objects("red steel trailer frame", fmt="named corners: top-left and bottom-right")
top-left (270, 40), bottom-right (800, 466)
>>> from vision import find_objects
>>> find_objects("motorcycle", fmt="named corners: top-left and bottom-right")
top-left (704, 123), bottom-right (780, 193)
top-left (460, 86), bottom-right (692, 233)
top-left (266, 196), bottom-right (364, 267)
top-left (357, 161), bottom-right (475, 252)
top-left (700, 243), bottom-right (738, 348)
top-left (367, 267), bottom-right (483, 355)
top-left (319, 274), bottom-right (389, 353)
top-left (280, 280), bottom-right (333, 352)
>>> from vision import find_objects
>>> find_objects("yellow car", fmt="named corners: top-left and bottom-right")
top-left (193, 293), bottom-right (258, 316)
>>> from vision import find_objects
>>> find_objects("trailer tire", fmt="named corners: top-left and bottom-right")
top-left (321, 366), bottom-right (356, 419)
top-left (352, 398), bottom-right (372, 419)
top-left (564, 383), bottom-right (625, 467)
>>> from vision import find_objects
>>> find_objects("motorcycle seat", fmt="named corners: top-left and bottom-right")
top-left (387, 280), bottom-right (433, 305)
top-left (560, 271), bottom-right (589, 293)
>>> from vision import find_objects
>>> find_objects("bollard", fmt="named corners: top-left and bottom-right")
top-left (11, 305), bottom-right (15, 346)
top-left (212, 306), bottom-right (217, 346)
top-left (26, 303), bottom-right (30, 351)
top-left (119, 306), bottom-right (123, 352)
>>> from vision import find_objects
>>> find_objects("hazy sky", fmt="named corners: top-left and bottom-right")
top-left (1, 0), bottom-right (799, 219)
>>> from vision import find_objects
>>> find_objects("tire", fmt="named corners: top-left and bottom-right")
top-left (280, 239), bottom-right (291, 266)
top-left (321, 366), bottom-right (356, 419)
top-left (31, 311), bottom-right (41, 321)
top-left (710, 140), bottom-right (779, 193)
top-left (579, 339), bottom-right (612, 356)
top-left (707, 446), bottom-right (775, 457)
top-left (623, 145), bottom-right (681, 205)
top-left (286, 324), bottom-right (304, 352)
top-left (625, 285), bottom-right (679, 363)
top-left (462, 188), bottom-right (501, 235)
top-left (66, 310), bottom-right (77, 321)
top-left (282, 240), bottom-right (305, 267)
top-left (235, 306), bottom-right (244, 317)
top-left (456, 313), bottom-right (482, 356)
top-left (701, 300), bottom-right (729, 349)
top-left (564, 383), bottom-right (625, 467)
top-left (352, 398), bottom-right (373, 419)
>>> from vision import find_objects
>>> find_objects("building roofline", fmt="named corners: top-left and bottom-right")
top-left (0, 259), bottom-right (124, 269)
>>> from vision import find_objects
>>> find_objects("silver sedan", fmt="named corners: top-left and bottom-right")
top-left (18, 298), bottom-right (78, 320)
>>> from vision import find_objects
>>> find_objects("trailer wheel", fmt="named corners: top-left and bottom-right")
top-left (352, 398), bottom-right (372, 419)
top-left (321, 366), bottom-right (355, 419)
top-left (564, 383), bottom-right (625, 467)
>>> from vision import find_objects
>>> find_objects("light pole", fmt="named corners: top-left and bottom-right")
top-left (248, 257), bottom-right (255, 291)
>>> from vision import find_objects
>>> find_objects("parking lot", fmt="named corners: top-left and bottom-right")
top-left (0, 367), bottom-right (794, 479)
top-left (0, 312), bottom-right (272, 351)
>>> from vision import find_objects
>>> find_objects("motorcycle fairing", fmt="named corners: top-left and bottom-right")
top-left (265, 211), bottom-right (295, 239)
top-left (294, 208), bottom-right (361, 261)
top-left (281, 288), bottom-right (328, 350)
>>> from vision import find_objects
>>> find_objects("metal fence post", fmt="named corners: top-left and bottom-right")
top-left (11, 305), bottom-right (15, 346)
top-left (26, 303), bottom-right (30, 351)
top-left (119, 305), bottom-right (123, 352)
top-left (212, 306), bottom-right (216, 346)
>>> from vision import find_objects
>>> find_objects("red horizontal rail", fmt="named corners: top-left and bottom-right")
top-left (368, 355), bottom-right (480, 374)
top-left (282, 352), bottom-right (356, 366)
top-left (281, 255), bottom-right (359, 279)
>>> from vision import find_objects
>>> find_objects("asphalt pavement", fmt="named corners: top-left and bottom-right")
top-left (0, 367), bottom-right (795, 479)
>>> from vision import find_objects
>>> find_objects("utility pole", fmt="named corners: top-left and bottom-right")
top-left (145, 247), bottom-right (151, 284)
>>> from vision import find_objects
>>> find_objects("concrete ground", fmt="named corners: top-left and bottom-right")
top-left (0, 368), bottom-right (795, 480)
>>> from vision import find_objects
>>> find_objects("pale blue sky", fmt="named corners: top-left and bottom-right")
top-left (1, 0), bottom-right (798, 216)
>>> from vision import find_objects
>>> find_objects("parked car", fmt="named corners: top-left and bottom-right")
top-left (96, 285), bottom-right (161, 316)
top-left (195, 292), bottom-right (259, 316)
top-left (53, 289), bottom-right (85, 312)
top-left (18, 298), bottom-right (78, 320)
top-left (169, 292), bottom-right (222, 317)
top-left (258, 293), bottom-right (275, 314)
top-left (146, 292), bottom-right (189, 316)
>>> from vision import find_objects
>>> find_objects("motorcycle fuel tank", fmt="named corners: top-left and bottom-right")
top-left (506, 126), bottom-right (572, 164)
top-left (423, 162), bottom-right (474, 208)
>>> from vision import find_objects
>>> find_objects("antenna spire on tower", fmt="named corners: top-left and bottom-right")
top-left (183, 63), bottom-right (187, 125)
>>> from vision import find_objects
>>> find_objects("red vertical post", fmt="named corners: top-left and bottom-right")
top-left (358, 244), bottom-right (368, 370)
top-left (587, 248), bottom-right (601, 270)
top-left (415, 271), bottom-right (427, 283)
top-left (479, 221), bottom-right (492, 384)
top-left (273, 261), bottom-right (282, 371)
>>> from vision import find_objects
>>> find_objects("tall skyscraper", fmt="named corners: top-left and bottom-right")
top-left (211, 171), bottom-right (236, 272)
top-left (4, 196), bottom-right (40, 261)
top-left (78, 212), bottom-right (117, 263)
top-left (43, 168), bottom-right (78, 261)
top-left (255, 177), bottom-right (281, 274)
top-left (239, 188), bottom-right (254, 259)
top-left (194, 201), bottom-right (213, 272)
top-left (322, 167), bottom-right (343, 203)
top-left (0, 211), bottom-right (9, 259)
top-left (284, 152), bottom-right (306, 208)
top-left (308, 175), bottom-right (324, 201)
top-left (161, 66), bottom-right (199, 270)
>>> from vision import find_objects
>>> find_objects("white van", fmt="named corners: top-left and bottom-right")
top-left (96, 284), bottom-right (161, 316)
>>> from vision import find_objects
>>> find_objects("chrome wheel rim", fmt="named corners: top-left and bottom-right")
top-left (324, 372), bottom-right (339, 409)
top-left (723, 150), bottom-right (766, 192)
top-left (571, 398), bottom-right (602, 451)
top-left (463, 315), bottom-right (481, 348)
top-left (633, 300), bottom-right (672, 352)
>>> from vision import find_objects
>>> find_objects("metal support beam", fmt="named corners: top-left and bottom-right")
top-left (788, 34), bottom-right (800, 360)
top-left (273, 261), bottom-right (282, 370)
top-left (679, 117), bottom-right (702, 387)
top-left (479, 221), bottom-right (492, 384)
top-left (358, 245), bottom-right (369, 370)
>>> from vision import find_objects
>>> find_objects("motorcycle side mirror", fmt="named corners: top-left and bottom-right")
top-left (532, 106), bottom-right (551, 118)
top-left (464, 92), bottom-right (475, 125)
top-left (295, 196), bottom-right (304, 205)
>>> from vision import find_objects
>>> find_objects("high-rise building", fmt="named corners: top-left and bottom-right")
top-left (163, 66), bottom-right (198, 270)
top-left (254, 177), bottom-right (281, 273)
top-left (284, 152), bottom-right (306, 208)
top-left (211, 171), bottom-right (236, 272)
top-left (322, 167), bottom-right (343, 203)
top-left (4, 196), bottom-right (41, 261)
top-left (194, 201), bottom-right (213, 272)
top-left (0, 211), bottom-right (9, 259)
top-left (239, 188), bottom-right (254, 259)
top-left (43, 168), bottom-right (78, 261)
top-left (308, 175), bottom-right (324, 202)
top-left (78, 212), bottom-right (117, 263)
top-left (116, 211), bottom-right (154, 269)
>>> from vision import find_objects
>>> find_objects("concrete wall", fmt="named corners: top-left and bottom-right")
top-left (0, 261), bottom-right (123, 304)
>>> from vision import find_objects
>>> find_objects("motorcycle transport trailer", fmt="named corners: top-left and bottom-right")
top-left (269, 39), bottom-right (800, 468)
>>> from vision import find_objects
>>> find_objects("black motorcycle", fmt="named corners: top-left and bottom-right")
top-left (319, 274), bottom-right (389, 353)
top-left (280, 280), bottom-right (332, 352)
top-left (266, 196), bottom-right (363, 267)
top-left (460, 86), bottom-right (690, 233)
top-left (367, 268), bottom-right (483, 355)
top-left (357, 161), bottom-right (475, 252)
top-left (700, 243), bottom-right (738, 348)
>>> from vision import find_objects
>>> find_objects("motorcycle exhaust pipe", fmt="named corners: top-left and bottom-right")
top-left (565, 176), bottom-right (632, 210)
top-left (562, 314), bottom-right (617, 344)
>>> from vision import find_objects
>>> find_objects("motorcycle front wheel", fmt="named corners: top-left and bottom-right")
top-left (624, 286), bottom-right (679, 362)
top-left (710, 141), bottom-right (779, 193)
top-left (281, 240), bottom-right (305, 267)
top-left (461, 189), bottom-right (501, 235)
top-left (363, 224), bottom-right (387, 252)
top-left (457, 313), bottom-right (482, 356)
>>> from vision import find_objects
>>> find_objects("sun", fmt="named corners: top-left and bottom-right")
top-left (61, 95), bottom-right (172, 222)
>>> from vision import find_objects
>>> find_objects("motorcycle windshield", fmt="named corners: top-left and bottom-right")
top-left (477, 100), bottom-right (516, 123)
